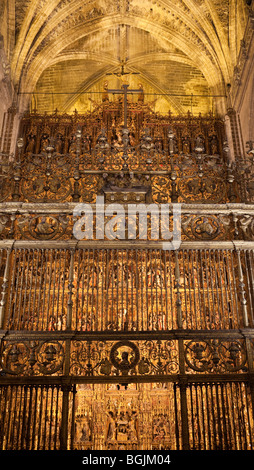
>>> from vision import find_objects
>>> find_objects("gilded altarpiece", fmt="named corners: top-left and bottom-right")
top-left (0, 92), bottom-right (254, 451)
top-left (73, 383), bottom-right (181, 451)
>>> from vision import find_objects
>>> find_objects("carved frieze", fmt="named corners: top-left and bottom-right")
top-left (0, 208), bottom-right (254, 241)
top-left (70, 339), bottom-right (179, 376)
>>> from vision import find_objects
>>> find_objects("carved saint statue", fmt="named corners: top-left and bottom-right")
top-left (106, 412), bottom-right (116, 441)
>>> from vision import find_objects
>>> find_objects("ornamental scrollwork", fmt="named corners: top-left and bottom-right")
top-left (0, 340), bottom-right (64, 376)
top-left (20, 154), bottom-right (73, 203)
top-left (15, 109), bottom-right (241, 205)
top-left (0, 175), bottom-right (14, 202)
top-left (176, 154), bottom-right (229, 204)
top-left (70, 340), bottom-right (109, 376)
top-left (138, 340), bottom-right (179, 375)
top-left (70, 340), bottom-right (179, 377)
top-left (151, 154), bottom-right (234, 204)
top-left (184, 339), bottom-right (247, 373)
top-left (151, 176), bottom-right (171, 204)
top-left (80, 174), bottom-right (101, 203)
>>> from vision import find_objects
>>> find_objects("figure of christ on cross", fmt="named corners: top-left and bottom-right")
top-left (107, 83), bottom-right (144, 128)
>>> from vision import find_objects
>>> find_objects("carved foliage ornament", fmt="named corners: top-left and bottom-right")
top-left (20, 154), bottom-right (73, 203)
top-left (70, 339), bottom-right (179, 376)
top-left (15, 110), bottom-right (236, 205)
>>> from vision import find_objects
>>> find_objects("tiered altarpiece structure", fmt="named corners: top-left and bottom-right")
top-left (0, 90), bottom-right (254, 450)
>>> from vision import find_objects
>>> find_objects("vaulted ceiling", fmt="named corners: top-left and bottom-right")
top-left (0, 0), bottom-right (249, 114)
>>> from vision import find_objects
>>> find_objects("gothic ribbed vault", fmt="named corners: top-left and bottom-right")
top-left (0, 0), bottom-right (249, 114)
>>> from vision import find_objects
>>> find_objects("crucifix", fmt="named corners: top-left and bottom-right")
top-left (104, 83), bottom-right (144, 169)
top-left (107, 83), bottom-right (143, 128)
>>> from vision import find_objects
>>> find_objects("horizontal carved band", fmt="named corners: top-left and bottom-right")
top-left (0, 211), bottom-right (254, 241)
top-left (1, 338), bottom-right (252, 377)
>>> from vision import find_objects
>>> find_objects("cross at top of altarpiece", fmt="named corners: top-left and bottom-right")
top-left (103, 83), bottom-right (144, 128)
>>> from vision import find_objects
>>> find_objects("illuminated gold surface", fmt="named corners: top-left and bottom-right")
top-left (73, 383), bottom-right (181, 450)
top-left (0, 0), bottom-right (249, 114)
top-left (0, 1), bottom-right (254, 451)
